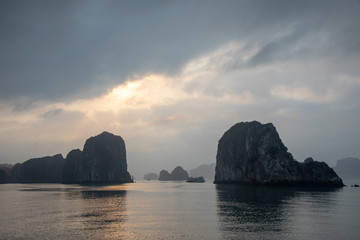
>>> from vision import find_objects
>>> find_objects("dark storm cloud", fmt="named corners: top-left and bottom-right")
top-left (1, 0), bottom-right (359, 103)
top-left (0, 0), bottom-right (238, 101)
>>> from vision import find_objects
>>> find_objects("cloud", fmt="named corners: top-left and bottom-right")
top-left (270, 85), bottom-right (337, 103)
top-left (1, 0), bottom-right (359, 102)
top-left (1, 1), bottom-right (360, 177)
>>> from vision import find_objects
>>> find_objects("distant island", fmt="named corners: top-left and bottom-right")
top-left (0, 164), bottom-right (13, 183)
top-left (333, 157), bottom-right (360, 180)
top-left (2, 132), bottom-right (133, 184)
top-left (143, 173), bottom-right (159, 180)
top-left (158, 166), bottom-right (189, 181)
top-left (0, 123), bottom-right (347, 187)
top-left (214, 121), bottom-right (344, 187)
top-left (190, 163), bottom-right (215, 180)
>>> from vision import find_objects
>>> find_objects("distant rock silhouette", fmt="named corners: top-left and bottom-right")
top-left (159, 166), bottom-right (189, 181)
top-left (8, 131), bottom-right (133, 184)
top-left (9, 154), bottom-right (65, 183)
top-left (63, 131), bottom-right (133, 183)
top-left (0, 164), bottom-right (13, 183)
top-left (190, 163), bottom-right (215, 179)
top-left (143, 173), bottom-right (159, 180)
top-left (158, 170), bottom-right (171, 180)
top-left (62, 149), bottom-right (82, 183)
top-left (214, 121), bottom-right (344, 186)
top-left (333, 157), bottom-right (360, 180)
top-left (170, 166), bottom-right (189, 180)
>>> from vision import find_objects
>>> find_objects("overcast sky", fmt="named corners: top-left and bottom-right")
top-left (1, 0), bottom-right (360, 178)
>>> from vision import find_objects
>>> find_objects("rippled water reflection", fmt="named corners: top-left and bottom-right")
top-left (215, 185), bottom-right (353, 240)
top-left (0, 182), bottom-right (359, 239)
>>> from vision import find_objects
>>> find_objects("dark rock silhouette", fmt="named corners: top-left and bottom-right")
top-left (63, 131), bottom-right (132, 183)
top-left (143, 173), bottom-right (159, 180)
top-left (158, 170), bottom-right (171, 180)
top-left (170, 166), bottom-right (189, 180)
top-left (9, 154), bottom-right (65, 183)
top-left (190, 163), bottom-right (215, 179)
top-left (159, 166), bottom-right (189, 181)
top-left (0, 164), bottom-right (13, 183)
top-left (7, 131), bottom-right (132, 183)
top-left (333, 157), bottom-right (360, 180)
top-left (214, 121), bottom-right (343, 186)
top-left (62, 149), bottom-right (82, 183)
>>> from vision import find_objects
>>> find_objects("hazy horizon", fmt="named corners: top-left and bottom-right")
top-left (1, 0), bottom-right (360, 178)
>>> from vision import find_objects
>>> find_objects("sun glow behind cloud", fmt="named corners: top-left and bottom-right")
top-left (54, 43), bottom-right (259, 119)
top-left (61, 74), bottom-right (186, 115)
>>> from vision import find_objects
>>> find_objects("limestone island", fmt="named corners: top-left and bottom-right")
top-left (158, 166), bottom-right (189, 181)
top-left (8, 131), bottom-right (133, 184)
top-left (214, 121), bottom-right (344, 187)
top-left (143, 173), bottom-right (159, 181)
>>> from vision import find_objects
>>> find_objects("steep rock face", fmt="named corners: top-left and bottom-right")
top-left (65, 131), bottom-right (132, 183)
top-left (170, 166), bottom-right (189, 180)
top-left (214, 121), bottom-right (343, 186)
top-left (62, 149), bottom-right (82, 183)
top-left (9, 154), bottom-right (65, 183)
top-left (159, 170), bottom-right (171, 180)
top-left (0, 169), bottom-right (6, 183)
top-left (0, 164), bottom-right (12, 183)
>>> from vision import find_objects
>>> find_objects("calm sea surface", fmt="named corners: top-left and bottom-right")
top-left (1, 181), bottom-right (359, 239)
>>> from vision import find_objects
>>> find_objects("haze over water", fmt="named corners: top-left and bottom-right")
top-left (1, 181), bottom-right (359, 239)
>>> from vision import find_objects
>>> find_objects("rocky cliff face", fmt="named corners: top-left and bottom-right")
top-left (64, 131), bottom-right (132, 183)
top-left (62, 149), bottom-right (82, 183)
top-left (9, 154), bottom-right (65, 183)
top-left (0, 164), bottom-right (13, 183)
top-left (159, 166), bottom-right (189, 181)
top-left (214, 121), bottom-right (343, 186)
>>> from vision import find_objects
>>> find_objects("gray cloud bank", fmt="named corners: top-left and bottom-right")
top-left (1, 1), bottom-right (360, 178)
top-left (1, 0), bottom-right (359, 101)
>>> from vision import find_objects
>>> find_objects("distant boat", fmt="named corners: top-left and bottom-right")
top-left (186, 176), bottom-right (205, 183)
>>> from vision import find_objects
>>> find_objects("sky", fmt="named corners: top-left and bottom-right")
top-left (1, 0), bottom-right (360, 178)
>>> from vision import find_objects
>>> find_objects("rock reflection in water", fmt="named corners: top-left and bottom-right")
top-left (66, 188), bottom-right (128, 239)
top-left (216, 184), bottom-right (295, 239)
top-left (216, 184), bottom-right (342, 240)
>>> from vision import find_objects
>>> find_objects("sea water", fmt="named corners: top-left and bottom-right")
top-left (0, 181), bottom-right (359, 239)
